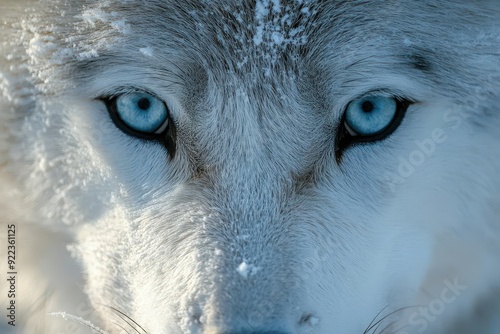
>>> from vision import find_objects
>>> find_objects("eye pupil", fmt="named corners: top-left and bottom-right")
top-left (361, 101), bottom-right (374, 113)
top-left (137, 97), bottom-right (150, 110)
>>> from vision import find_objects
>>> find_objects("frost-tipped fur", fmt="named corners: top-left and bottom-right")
top-left (1, 1), bottom-right (499, 333)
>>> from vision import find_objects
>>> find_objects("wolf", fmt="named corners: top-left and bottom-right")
top-left (0, 0), bottom-right (499, 333)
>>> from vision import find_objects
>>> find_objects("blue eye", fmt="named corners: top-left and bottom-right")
top-left (102, 90), bottom-right (177, 158)
top-left (335, 94), bottom-right (411, 163)
top-left (114, 93), bottom-right (168, 133)
top-left (345, 96), bottom-right (397, 136)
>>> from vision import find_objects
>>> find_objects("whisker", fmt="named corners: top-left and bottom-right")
top-left (107, 305), bottom-right (148, 334)
top-left (112, 321), bottom-right (132, 334)
top-left (49, 312), bottom-right (109, 334)
top-left (364, 305), bottom-right (421, 334)
top-left (364, 305), bottom-right (389, 334)
top-left (109, 311), bottom-right (142, 334)
top-left (369, 321), bottom-right (383, 334)
top-left (376, 319), bottom-right (398, 334)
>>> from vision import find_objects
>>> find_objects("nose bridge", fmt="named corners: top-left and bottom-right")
top-left (215, 161), bottom-right (288, 228)
top-left (198, 76), bottom-right (315, 177)
top-left (194, 84), bottom-right (302, 331)
top-left (196, 162), bottom-right (297, 323)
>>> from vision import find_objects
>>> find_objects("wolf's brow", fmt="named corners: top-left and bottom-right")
top-left (404, 52), bottom-right (434, 73)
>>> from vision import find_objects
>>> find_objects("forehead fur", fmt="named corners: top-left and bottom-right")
top-left (15, 0), bottom-right (500, 78)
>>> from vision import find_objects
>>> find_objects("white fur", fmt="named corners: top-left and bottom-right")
top-left (1, 1), bottom-right (499, 333)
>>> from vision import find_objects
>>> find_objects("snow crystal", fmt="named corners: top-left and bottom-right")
top-left (250, 0), bottom-right (315, 70)
top-left (78, 50), bottom-right (99, 60)
top-left (214, 249), bottom-right (223, 256)
top-left (65, 5), bottom-right (133, 63)
top-left (236, 56), bottom-right (248, 69)
top-left (253, 0), bottom-right (314, 47)
top-left (403, 38), bottom-right (413, 46)
top-left (81, 8), bottom-right (130, 35)
top-left (235, 12), bottom-right (244, 24)
top-left (110, 19), bottom-right (131, 35)
top-left (140, 47), bottom-right (154, 57)
top-left (271, 31), bottom-right (284, 45)
top-left (81, 8), bottom-right (108, 26)
top-left (253, 26), bottom-right (264, 46)
top-left (237, 261), bottom-right (261, 279)
top-left (0, 73), bottom-right (12, 101)
top-left (236, 234), bottom-right (250, 241)
top-left (50, 312), bottom-right (109, 334)
top-left (255, 1), bottom-right (270, 20)
top-left (309, 316), bottom-right (320, 326)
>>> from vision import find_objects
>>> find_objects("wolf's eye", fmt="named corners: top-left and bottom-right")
top-left (335, 95), bottom-right (410, 162)
top-left (114, 93), bottom-right (168, 133)
top-left (103, 91), bottom-right (176, 158)
top-left (345, 96), bottom-right (397, 136)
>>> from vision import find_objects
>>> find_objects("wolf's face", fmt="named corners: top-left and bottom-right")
top-left (1, 1), bottom-right (499, 334)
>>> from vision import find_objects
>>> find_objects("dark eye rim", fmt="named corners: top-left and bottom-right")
top-left (101, 92), bottom-right (177, 159)
top-left (334, 96), bottom-right (412, 163)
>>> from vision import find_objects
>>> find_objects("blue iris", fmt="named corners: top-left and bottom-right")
top-left (345, 96), bottom-right (397, 136)
top-left (115, 93), bottom-right (168, 133)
